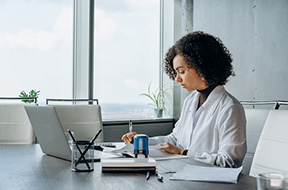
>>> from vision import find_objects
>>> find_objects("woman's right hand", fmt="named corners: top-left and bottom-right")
top-left (121, 132), bottom-right (138, 144)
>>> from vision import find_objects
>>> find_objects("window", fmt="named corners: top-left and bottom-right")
top-left (0, 0), bottom-right (73, 104)
top-left (93, 0), bottom-right (161, 120)
top-left (0, 0), bottom-right (171, 120)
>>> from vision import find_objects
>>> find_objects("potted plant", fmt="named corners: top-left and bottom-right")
top-left (19, 89), bottom-right (40, 103)
top-left (140, 83), bottom-right (166, 118)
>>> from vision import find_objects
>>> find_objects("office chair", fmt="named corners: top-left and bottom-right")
top-left (242, 108), bottom-right (270, 175)
top-left (249, 110), bottom-right (288, 177)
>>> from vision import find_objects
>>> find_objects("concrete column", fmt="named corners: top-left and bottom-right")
top-left (182, 0), bottom-right (194, 35)
top-left (173, 0), bottom-right (193, 120)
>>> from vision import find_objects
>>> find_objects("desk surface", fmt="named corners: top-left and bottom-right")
top-left (0, 145), bottom-right (257, 190)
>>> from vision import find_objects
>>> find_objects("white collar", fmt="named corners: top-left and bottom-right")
top-left (196, 85), bottom-right (226, 113)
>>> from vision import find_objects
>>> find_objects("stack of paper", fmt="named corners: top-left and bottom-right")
top-left (101, 157), bottom-right (157, 172)
top-left (170, 165), bottom-right (243, 184)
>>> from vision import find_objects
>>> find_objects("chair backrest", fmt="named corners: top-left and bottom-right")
top-left (53, 105), bottom-right (103, 142)
top-left (249, 110), bottom-right (288, 177)
top-left (0, 104), bottom-right (35, 144)
top-left (242, 109), bottom-right (270, 175)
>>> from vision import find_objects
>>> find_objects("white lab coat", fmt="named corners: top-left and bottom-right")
top-left (149, 85), bottom-right (247, 168)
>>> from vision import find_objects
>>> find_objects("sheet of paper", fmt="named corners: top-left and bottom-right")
top-left (156, 159), bottom-right (188, 173)
top-left (104, 144), bottom-right (189, 160)
top-left (149, 149), bottom-right (189, 161)
top-left (105, 143), bottom-right (133, 153)
top-left (169, 165), bottom-right (243, 184)
top-left (96, 151), bottom-right (122, 159)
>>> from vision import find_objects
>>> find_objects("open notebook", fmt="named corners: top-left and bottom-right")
top-left (104, 143), bottom-right (190, 161)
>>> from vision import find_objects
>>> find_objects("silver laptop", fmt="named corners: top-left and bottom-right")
top-left (25, 106), bottom-right (71, 161)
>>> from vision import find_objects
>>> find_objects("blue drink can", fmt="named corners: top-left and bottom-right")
top-left (134, 134), bottom-right (149, 158)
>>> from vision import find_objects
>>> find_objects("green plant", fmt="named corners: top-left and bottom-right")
top-left (19, 89), bottom-right (40, 103)
top-left (140, 83), bottom-right (166, 112)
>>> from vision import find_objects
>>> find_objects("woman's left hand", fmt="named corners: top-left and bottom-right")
top-left (158, 142), bottom-right (184, 155)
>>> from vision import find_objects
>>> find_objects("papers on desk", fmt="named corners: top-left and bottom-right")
top-left (102, 157), bottom-right (157, 167)
top-left (101, 158), bottom-right (157, 172)
top-left (149, 145), bottom-right (190, 160)
top-left (170, 165), bottom-right (243, 184)
top-left (101, 144), bottom-right (159, 172)
top-left (105, 143), bottom-right (189, 161)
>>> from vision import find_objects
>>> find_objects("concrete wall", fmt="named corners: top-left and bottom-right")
top-left (191, 0), bottom-right (288, 101)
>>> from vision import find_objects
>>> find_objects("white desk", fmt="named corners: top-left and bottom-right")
top-left (0, 144), bottom-right (257, 190)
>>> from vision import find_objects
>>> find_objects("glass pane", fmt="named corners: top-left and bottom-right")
top-left (94, 0), bottom-right (161, 120)
top-left (0, 0), bottom-right (73, 105)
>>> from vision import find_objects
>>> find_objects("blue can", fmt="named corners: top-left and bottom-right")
top-left (134, 134), bottom-right (149, 158)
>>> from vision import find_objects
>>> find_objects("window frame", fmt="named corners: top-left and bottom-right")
top-left (73, 0), bottom-right (178, 121)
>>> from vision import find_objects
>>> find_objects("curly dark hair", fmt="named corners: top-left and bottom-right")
top-left (164, 31), bottom-right (234, 86)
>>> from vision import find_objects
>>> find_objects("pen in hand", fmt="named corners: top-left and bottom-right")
top-left (129, 120), bottom-right (133, 133)
top-left (128, 120), bottom-right (134, 144)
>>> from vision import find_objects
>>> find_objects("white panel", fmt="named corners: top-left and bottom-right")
top-left (0, 104), bottom-right (35, 144)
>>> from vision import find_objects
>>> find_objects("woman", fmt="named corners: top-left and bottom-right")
top-left (122, 31), bottom-right (246, 168)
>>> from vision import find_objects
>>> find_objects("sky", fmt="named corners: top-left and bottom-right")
top-left (0, 0), bottom-right (160, 105)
